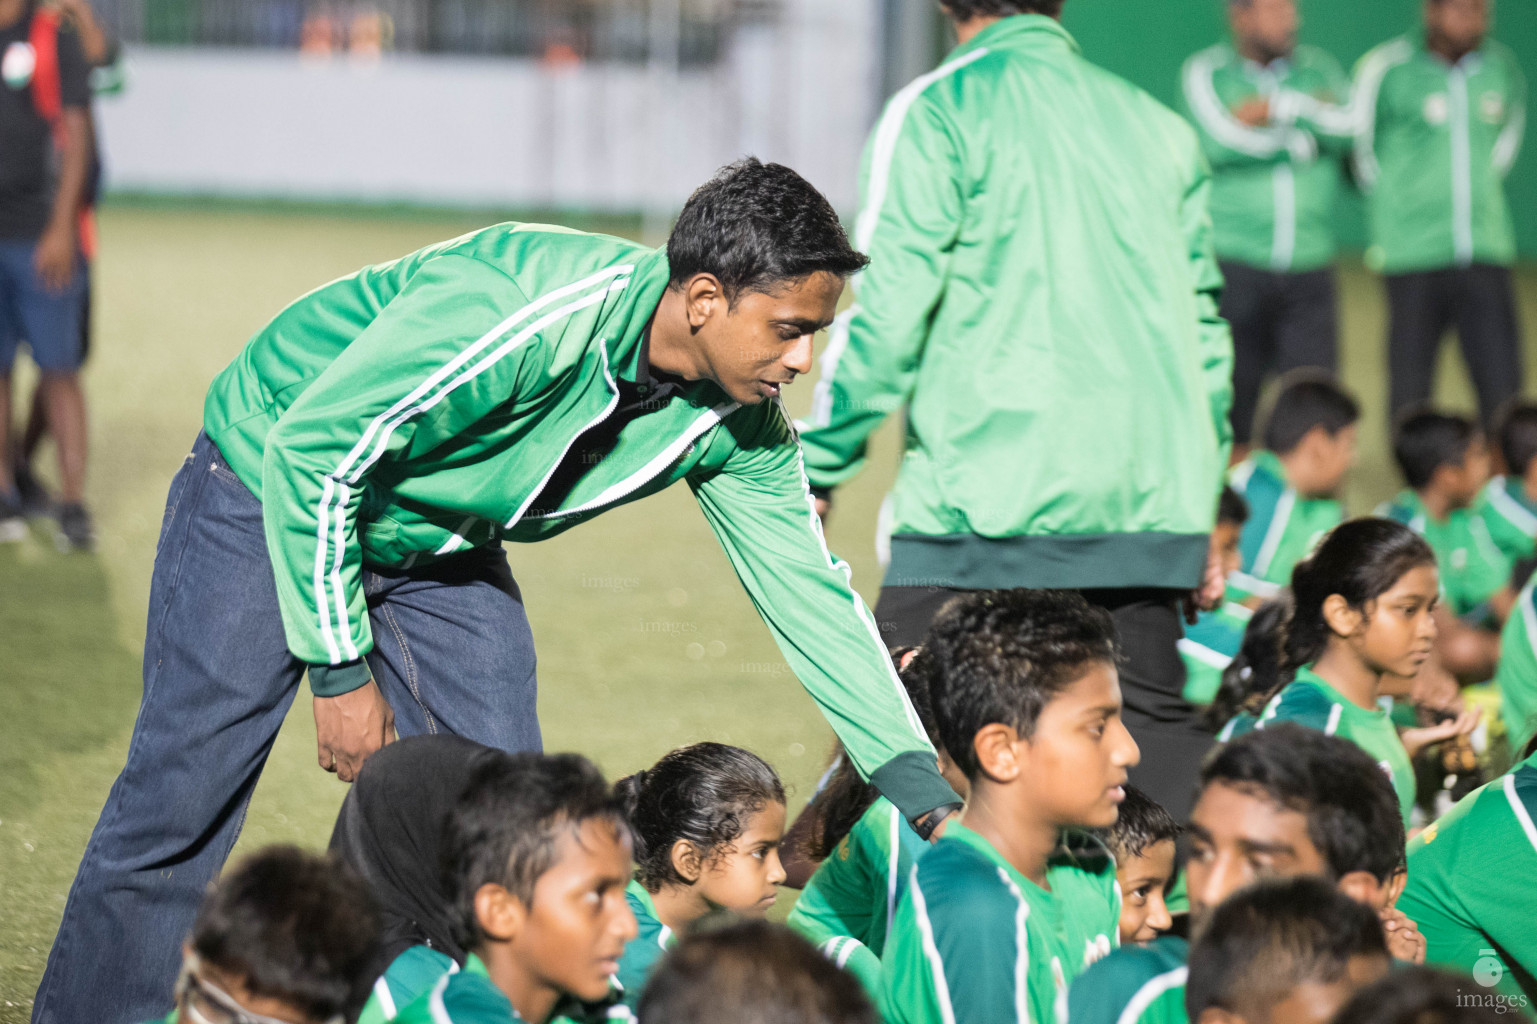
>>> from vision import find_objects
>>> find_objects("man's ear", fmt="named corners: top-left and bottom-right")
top-left (670, 839), bottom-right (703, 884)
top-left (473, 883), bottom-right (525, 944)
top-left (682, 273), bottom-right (724, 329)
top-left (1337, 870), bottom-right (1389, 910)
top-left (972, 722), bottom-right (1024, 783)
top-left (1322, 593), bottom-right (1362, 639)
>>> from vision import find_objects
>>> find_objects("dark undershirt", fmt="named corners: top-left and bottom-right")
top-left (0, 10), bottom-right (91, 239)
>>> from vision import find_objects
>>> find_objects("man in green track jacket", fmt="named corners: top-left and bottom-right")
top-left (797, 0), bottom-right (1233, 820)
top-left (1180, 0), bottom-right (1353, 451)
top-left (34, 160), bottom-right (961, 1024)
top-left (1355, 0), bottom-right (1526, 428)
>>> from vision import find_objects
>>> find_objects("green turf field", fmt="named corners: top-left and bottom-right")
top-left (0, 203), bottom-right (1533, 1021)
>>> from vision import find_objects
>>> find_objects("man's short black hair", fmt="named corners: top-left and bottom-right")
top-left (1494, 400), bottom-right (1537, 478)
top-left (667, 158), bottom-right (869, 302)
top-left (638, 920), bottom-right (877, 1024)
top-left (1186, 876), bottom-right (1387, 1020)
top-left (442, 752), bottom-right (628, 951)
top-left (1261, 371), bottom-right (1360, 454)
top-left (1334, 965), bottom-right (1511, 1024)
top-left (1200, 725), bottom-right (1405, 882)
top-left (1101, 785), bottom-right (1180, 863)
top-left (1218, 485), bottom-right (1250, 527)
top-left (938, 0), bottom-right (1065, 18)
top-left (1393, 408), bottom-right (1478, 491)
top-left (926, 588), bottom-right (1119, 780)
top-left (189, 845), bottom-right (382, 1024)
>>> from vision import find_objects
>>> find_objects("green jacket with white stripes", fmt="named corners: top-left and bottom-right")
top-left (1065, 936), bottom-right (1189, 1024)
top-left (1225, 450), bottom-right (1343, 604)
top-left (202, 223), bottom-right (956, 824)
top-left (795, 14), bottom-right (1233, 593)
top-left (1354, 32), bottom-right (1525, 274)
top-left (1179, 42), bottom-right (1353, 273)
top-left (881, 823), bottom-right (1119, 1024)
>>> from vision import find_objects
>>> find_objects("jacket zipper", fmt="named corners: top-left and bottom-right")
top-left (503, 344), bottom-right (621, 528)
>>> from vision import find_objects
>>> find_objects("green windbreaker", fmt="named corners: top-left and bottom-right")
top-left (202, 224), bottom-right (956, 822)
top-left (797, 15), bottom-right (1233, 592)
top-left (1355, 31), bottom-right (1526, 274)
top-left (1180, 43), bottom-right (1353, 272)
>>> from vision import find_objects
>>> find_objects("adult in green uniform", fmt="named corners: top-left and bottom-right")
top-left (1354, 0), bottom-right (1526, 428)
top-left (1180, 0), bottom-right (1353, 451)
top-left (797, 0), bottom-right (1234, 824)
top-left (40, 160), bottom-right (963, 1024)
top-left (1399, 749), bottom-right (1537, 1007)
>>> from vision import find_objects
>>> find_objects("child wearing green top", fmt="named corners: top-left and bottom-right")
top-left (1226, 373), bottom-right (1357, 605)
top-left (612, 743), bottom-right (786, 1012)
top-left (389, 753), bottom-right (637, 1024)
top-left (1181, 487), bottom-right (1252, 706)
top-left (882, 589), bottom-right (1137, 1024)
top-left (1497, 566), bottom-right (1537, 759)
top-left (1477, 402), bottom-right (1537, 565)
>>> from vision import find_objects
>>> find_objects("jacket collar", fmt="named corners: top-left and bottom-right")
top-left (600, 246), bottom-right (673, 385)
top-left (954, 13), bottom-right (1079, 58)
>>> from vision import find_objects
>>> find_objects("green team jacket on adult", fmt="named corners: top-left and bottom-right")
top-left (1180, 43), bottom-right (1354, 272)
top-left (1354, 31), bottom-right (1526, 273)
top-left (202, 224), bottom-right (953, 822)
top-left (796, 15), bottom-right (1233, 592)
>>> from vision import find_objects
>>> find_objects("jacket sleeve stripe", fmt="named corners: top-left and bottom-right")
top-left (309, 265), bottom-right (633, 665)
top-left (1520, 583), bottom-right (1537, 665)
top-left (1250, 488), bottom-right (1296, 579)
top-left (1182, 49), bottom-right (1292, 158)
top-left (909, 871), bottom-right (959, 1024)
top-left (1115, 968), bottom-right (1189, 1024)
top-left (1504, 773), bottom-right (1537, 857)
top-left (1494, 90), bottom-right (1525, 177)
top-left (1487, 479), bottom-right (1537, 537)
top-left (1352, 40), bottom-right (1413, 191)
top-left (887, 805), bottom-right (902, 931)
top-left (993, 867), bottom-right (1033, 1024)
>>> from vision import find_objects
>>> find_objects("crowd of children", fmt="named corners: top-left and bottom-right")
top-left (144, 375), bottom-right (1537, 1024)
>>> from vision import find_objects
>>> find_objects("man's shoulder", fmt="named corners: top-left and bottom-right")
top-left (911, 834), bottom-right (1021, 913)
top-left (1357, 35), bottom-right (1417, 78)
top-left (1068, 938), bottom-right (1190, 1024)
top-left (428, 224), bottom-right (651, 280)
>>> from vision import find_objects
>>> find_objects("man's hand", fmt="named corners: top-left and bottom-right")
top-left (33, 222), bottom-right (76, 294)
top-left (1380, 907), bottom-right (1426, 964)
top-left (1234, 97), bottom-right (1271, 126)
top-left (1184, 531), bottom-right (1227, 625)
top-left (314, 679), bottom-right (395, 782)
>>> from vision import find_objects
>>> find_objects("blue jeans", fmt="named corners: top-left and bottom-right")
top-left (32, 432), bottom-right (541, 1024)
top-left (0, 238), bottom-right (86, 373)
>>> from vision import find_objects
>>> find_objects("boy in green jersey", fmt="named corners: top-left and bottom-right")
top-left (1478, 403), bottom-right (1537, 565)
top-left (1183, 488), bottom-right (1253, 706)
top-left (1227, 373), bottom-right (1357, 605)
top-left (149, 846), bottom-right (381, 1024)
top-left (882, 589), bottom-right (1139, 1024)
top-left (1185, 877), bottom-right (1390, 1024)
top-left (391, 753), bottom-right (636, 1024)
top-left (1067, 726), bottom-right (1422, 1024)
top-left (1398, 748), bottom-right (1537, 1009)
top-left (1496, 563), bottom-right (1537, 759)
top-left (1100, 786), bottom-right (1180, 946)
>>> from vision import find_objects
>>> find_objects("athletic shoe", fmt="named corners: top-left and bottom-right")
top-left (14, 462), bottom-right (53, 516)
top-left (0, 491), bottom-right (26, 543)
top-left (56, 502), bottom-right (95, 551)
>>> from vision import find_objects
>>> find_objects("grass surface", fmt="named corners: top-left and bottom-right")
top-left (1, 203), bottom-right (1534, 1021)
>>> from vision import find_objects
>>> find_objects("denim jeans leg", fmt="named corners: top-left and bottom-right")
top-left (363, 545), bottom-right (542, 754)
top-left (33, 433), bottom-right (305, 1024)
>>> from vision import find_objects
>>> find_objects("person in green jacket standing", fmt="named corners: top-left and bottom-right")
top-left (34, 160), bottom-right (963, 1024)
top-left (1355, 0), bottom-right (1526, 428)
top-left (797, 0), bottom-right (1233, 820)
top-left (1180, 0), bottom-right (1354, 453)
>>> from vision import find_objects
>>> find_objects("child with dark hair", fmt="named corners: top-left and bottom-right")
top-left (637, 920), bottom-right (877, 1024)
top-left (614, 742), bottom-right (786, 1011)
top-left (1333, 966), bottom-right (1511, 1024)
top-left (1067, 726), bottom-right (1423, 1024)
top-left (389, 752), bottom-right (636, 1024)
top-left (1226, 371), bottom-right (1359, 605)
top-left (882, 589), bottom-right (1138, 1024)
top-left (1099, 785), bottom-right (1180, 945)
top-left (1398, 744), bottom-right (1537, 1009)
top-left (1477, 400), bottom-right (1537, 565)
top-left (1495, 557), bottom-right (1537, 758)
top-left (1225, 517), bottom-right (1479, 825)
top-left (787, 647), bottom-right (968, 997)
top-left (1185, 877), bottom-right (1390, 1024)
top-left (1181, 486), bottom-right (1253, 707)
top-left (150, 845), bottom-right (382, 1024)
top-left (1208, 594), bottom-right (1291, 736)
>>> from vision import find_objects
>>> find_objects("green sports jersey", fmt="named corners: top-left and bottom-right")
top-left (615, 882), bottom-right (673, 1011)
top-left (1498, 580), bottom-right (1537, 760)
top-left (1399, 752), bottom-right (1537, 1006)
top-left (882, 822), bottom-right (1120, 1024)
top-left (1246, 666), bottom-right (1415, 825)
top-left (1379, 490), bottom-right (1509, 620)
top-left (373, 955), bottom-right (521, 1024)
top-left (1227, 450), bottom-right (1343, 602)
top-left (1180, 601), bottom-right (1253, 706)
top-left (1066, 936), bottom-right (1190, 1024)
top-left (1477, 476), bottom-right (1537, 566)
top-left (358, 945), bottom-right (457, 1024)
top-left (1355, 32), bottom-right (1525, 274)
top-left (1180, 43), bottom-right (1353, 272)
top-left (787, 797), bottom-right (929, 999)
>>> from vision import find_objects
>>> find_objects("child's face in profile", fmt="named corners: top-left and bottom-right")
top-left (1338, 564), bottom-right (1439, 679)
top-left (1214, 521), bottom-right (1244, 578)
top-left (695, 800), bottom-right (788, 915)
top-left (1016, 662), bottom-right (1140, 830)
top-left (1442, 435), bottom-right (1493, 507)
top-left (514, 818), bottom-right (639, 1005)
top-left (1117, 838), bottom-right (1176, 944)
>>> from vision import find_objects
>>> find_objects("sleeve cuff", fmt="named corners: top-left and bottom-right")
top-left (309, 659), bottom-right (372, 698)
top-left (869, 750), bottom-right (963, 826)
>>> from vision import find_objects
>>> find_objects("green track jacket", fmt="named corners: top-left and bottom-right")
top-left (1355, 31), bottom-right (1526, 274)
top-left (797, 15), bottom-right (1232, 592)
top-left (202, 224), bottom-right (955, 822)
top-left (1180, 43), bottom-right (1354, 273)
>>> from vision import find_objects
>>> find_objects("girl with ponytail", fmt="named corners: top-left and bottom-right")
top-left (613, 743), bottom-right (786, 1010)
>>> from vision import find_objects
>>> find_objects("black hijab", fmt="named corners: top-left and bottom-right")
top-left (328, 733), bottom-right (502, 966)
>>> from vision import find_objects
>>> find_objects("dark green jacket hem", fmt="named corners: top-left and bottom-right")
top-left (884, 531), bottom-right (1208, 591)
